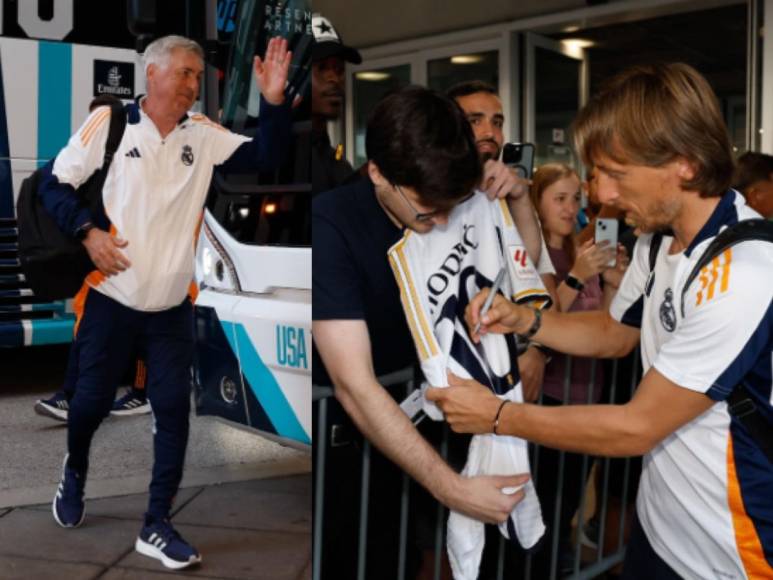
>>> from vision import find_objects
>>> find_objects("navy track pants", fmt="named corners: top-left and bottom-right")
top-left (67, 289), bottom-right (193, 520)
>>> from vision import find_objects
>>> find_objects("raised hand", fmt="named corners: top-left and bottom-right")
top-left (571, 239), bottom-right (617, 282)
top-left (481, 159), bottom-right (530, 201)
top-left (602, 244), bottom-right (630, 289)
top-left (254, 36), bottom-right (293, 105)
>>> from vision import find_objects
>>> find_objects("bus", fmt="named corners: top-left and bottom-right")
top-left (1, 0), bottom-right (312, 449)
top-left (0, 1), bottom-right (143, 346)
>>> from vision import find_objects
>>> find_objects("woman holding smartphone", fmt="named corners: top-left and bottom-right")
top-left (527, 162), bottom-right (627, 576)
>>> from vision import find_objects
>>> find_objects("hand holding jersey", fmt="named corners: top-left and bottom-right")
top-left (429, 63), bottom-right (773, 579)
top-left (480, 159), bottom-right (530, 201)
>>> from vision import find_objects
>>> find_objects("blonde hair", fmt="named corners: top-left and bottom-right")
top-left (573, 62), bottom-right (733, 197)
top-left (530, 163), bottom-right (580, 264)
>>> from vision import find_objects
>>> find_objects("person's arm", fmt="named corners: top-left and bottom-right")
top-left (554, 240), bottom-right (616, 312)
top-left (38, 160), bottom-right (92, 237)
top-left (600, 245), bottom-right (629, 310)
top-left (516, 346), bottom-right (546, 402)
top-left (466, 289), bottom-right (640, 359)
top-left (507, 195), bottom-right (542, 267)
top-left (40, 107), bottom-right (131, 276)
top-left (314, 318), bottom-right (528, 524)
top-left (426, 367), bottom-right (714, 457)
top-left (218, 37), bottom-right (293, 173)
top-left (480, 159), bottom-right (541, 265)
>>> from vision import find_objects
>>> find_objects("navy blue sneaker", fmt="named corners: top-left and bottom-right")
top-left (135, 518), bottom-right (202, 569)
top-left (52, 454), bottom-right (86, 528)
top-left (110, 389), bottom-right (150, 416)
top-left (35, 391), bottom-right (70, 422)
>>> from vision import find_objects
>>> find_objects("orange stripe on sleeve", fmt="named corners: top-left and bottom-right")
top-left (720, 248), bottom-right (732, 293)
top-left (706, 256), bottom-right (721, 301)
top-left (80, 109), bottom-right (111, 146)
top-left (79, 108), bottom-right (109, 141)
top-left (726, 435), bottom-right (772, 578)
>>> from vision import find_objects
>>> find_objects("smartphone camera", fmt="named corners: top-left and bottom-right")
top-left (502, 143), bottom-right (535, 179)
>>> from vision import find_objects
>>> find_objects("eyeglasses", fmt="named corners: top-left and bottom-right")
top-left (394, 184), bottom-right (474, 223)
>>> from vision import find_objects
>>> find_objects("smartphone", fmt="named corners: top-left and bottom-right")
top-left (595, 218), bottom-right (619, 267)
top-left (501, 142), bottom-right (535, 179)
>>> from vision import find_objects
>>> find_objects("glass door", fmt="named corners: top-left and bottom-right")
top-left (523, 32), bottom-right (588, 170)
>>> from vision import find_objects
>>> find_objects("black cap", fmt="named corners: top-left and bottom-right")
top-left (312, 14), bottom-right (362, 64)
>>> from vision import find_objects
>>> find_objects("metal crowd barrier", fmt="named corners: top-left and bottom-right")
top-left (313, 351), bottom-right (642, 580)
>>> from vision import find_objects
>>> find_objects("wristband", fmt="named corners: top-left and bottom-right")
top-left (493, 399), bottom-right (510, 435)
top-left (565, 274), bottom-right (585, 292)
top-left (518, 307), bottom-right (542, 340)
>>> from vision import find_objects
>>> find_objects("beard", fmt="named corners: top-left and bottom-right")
top-left (476, 139), bottom-right (500, 163)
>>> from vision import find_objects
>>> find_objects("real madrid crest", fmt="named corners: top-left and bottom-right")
top-left (181, 145), bottom-right (194, 166)
top-left (659, 288), bottom-right (676, 332)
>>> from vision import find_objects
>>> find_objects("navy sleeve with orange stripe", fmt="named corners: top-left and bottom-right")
top-left (217, 96), bottom-right (292, 173)
top-left (38, 160), bottom-right (94, 237)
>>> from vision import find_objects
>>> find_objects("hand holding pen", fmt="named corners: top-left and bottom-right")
top-left (471, 267), bottom-right (506, 338)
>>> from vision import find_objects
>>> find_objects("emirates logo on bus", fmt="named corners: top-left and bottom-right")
top-left (108, 66), bottom-right (121, 87)
top-left (94, 60), bottom-right (133, 98)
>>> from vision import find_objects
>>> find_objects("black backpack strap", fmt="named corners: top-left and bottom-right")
top-left (102, 101), bottom-right (127, 168)
top-left (648, 232), bottom-right (663, 271)
top-left (680, 219), bottom-right (773, 464)
top-left (644, 232), bottom-right (663, 297)
top-left (727, 384), bottom-right (773, 464)
top-left (680, 219), bottom-right (773, 317)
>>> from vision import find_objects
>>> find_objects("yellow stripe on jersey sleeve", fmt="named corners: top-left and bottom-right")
top-left (513, 288), bottom-right (547, 301)
top-left (497, 198), bottom-right (514, 228)
top-left (388, 253), bottom-right (429, 362)
top-left (388, 235), bottom-right (439, 361)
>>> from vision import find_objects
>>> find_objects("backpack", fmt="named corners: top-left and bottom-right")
top-left (17, 101), bottom-right (126, 301)
top-left (648, 219), bottom-right (773, 464)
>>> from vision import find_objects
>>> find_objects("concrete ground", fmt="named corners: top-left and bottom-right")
top-left (0, 344), bottom-right (311, 579)
top-left (0, 475), bottom-right (311, 579)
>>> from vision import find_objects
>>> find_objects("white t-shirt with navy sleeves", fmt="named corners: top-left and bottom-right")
top-left (610, 190), bottom-right (773, 580)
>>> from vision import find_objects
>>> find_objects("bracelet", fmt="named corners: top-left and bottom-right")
top-left (565, 274), bottom-right (585, 292)
top-left (518, 307), bottom-right (542, 340)
top-left (493, 399), bottom-right (510, 435)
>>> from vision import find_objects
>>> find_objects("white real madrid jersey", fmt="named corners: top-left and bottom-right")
top-left (610, 191), bottom-right (773, 580)
top-left (53, 103), bottom-right (249, 311)
top-left (388, 193), bottom-right (550, 580)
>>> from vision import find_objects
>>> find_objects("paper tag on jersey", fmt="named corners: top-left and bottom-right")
top-left (399, 388), bottom-right (425, 421)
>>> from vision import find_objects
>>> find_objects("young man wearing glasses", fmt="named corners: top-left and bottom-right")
top-left (313, 86), bottom-right (530, 579)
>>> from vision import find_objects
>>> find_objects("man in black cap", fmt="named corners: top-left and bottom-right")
top-left (312, 14), bottom-right (361, 195)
